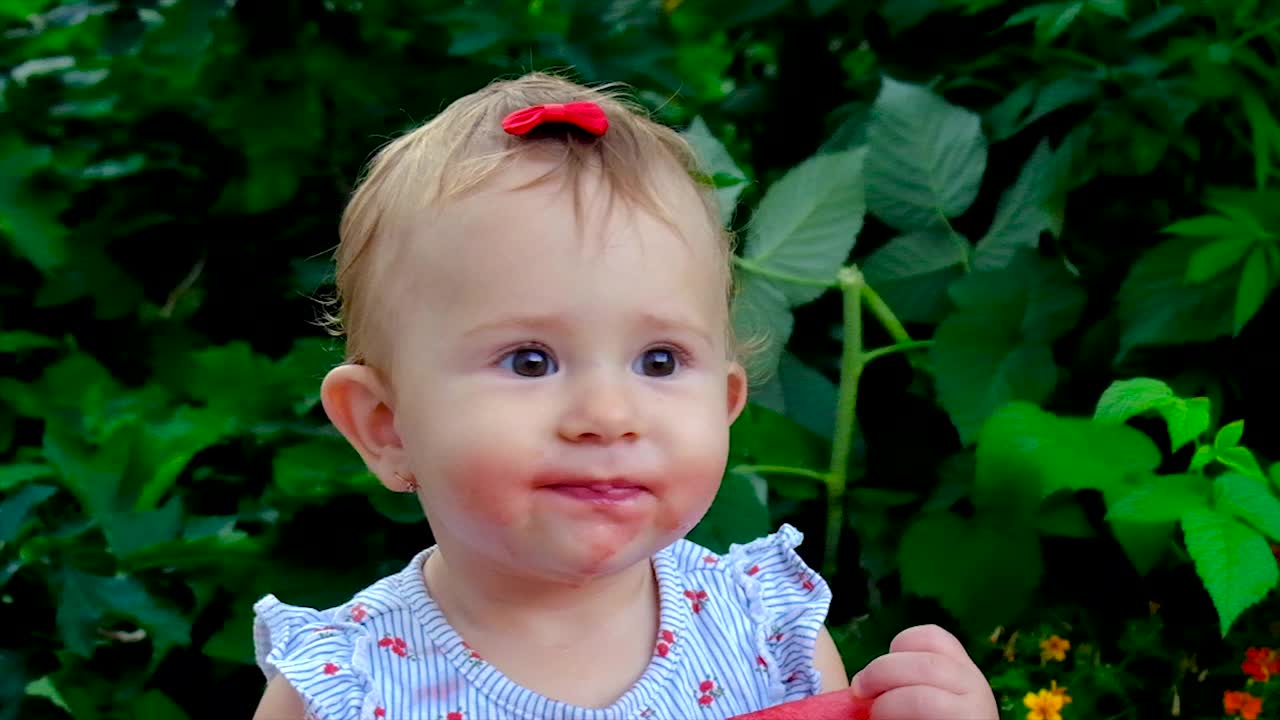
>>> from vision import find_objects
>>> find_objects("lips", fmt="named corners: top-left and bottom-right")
top-left (541, 478), bottom-right (649, 503)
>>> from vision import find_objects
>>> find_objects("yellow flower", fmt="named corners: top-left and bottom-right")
top-left (663, 0), bottom-right (684, 12)
top-left (1050, 680), bottom-right (1072, 705)
top-left (1040, 635), bottom-right (1071, 662)
top-left (1025, 688), bottom-right (1067, 720)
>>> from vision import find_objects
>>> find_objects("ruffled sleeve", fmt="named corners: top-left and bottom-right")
top-left (725, 524), bottom-right (833, 702)
top-left (253, 595), bottom-right (381, 720)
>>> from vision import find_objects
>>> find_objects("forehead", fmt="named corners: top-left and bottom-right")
top-left (394, 156), bottom-right (726, 316)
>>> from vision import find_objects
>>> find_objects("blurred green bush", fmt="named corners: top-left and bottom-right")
top-left (2, 1), bottom-right (1279, 719)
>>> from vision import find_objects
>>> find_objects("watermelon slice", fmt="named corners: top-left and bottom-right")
top-left (726, 690), bottom-right (873, 720)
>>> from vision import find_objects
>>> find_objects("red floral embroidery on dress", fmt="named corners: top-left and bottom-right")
top-left (683, 589), bottom-right (708, 614)
top-left (373, 708), bottom-right (386, 718)
top-left (656, 629), bottom-right (676, 657)
top-left (767, 625), bottom-right (784, 643)
top-left (697, 679), bottom-right (725, 707)
top-left (458, 640), bottom-right (484, 667)
top-left (322, 663), bottom-right (339, 675)
top-left (746, 564), bottom-right (760, 576)
top-left (378, 635), bottom-right (411, 658)
top-left (703, 555), bottom-right (719, 563)
top-left (440, 711), bottom-right (464, 720)
top-left (756, 655), bottom-right (769, 671)
top-left (796, 571), bottom-right (815, 591)
top-left (783, 672), bottom-right (800, 683)
top-left (349, 603), bottom-right (367, 623)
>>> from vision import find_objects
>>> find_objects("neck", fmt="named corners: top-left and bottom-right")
top-left (422, 540), bottom-right (657, 648)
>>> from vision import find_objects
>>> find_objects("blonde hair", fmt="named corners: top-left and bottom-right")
top-left (323, 71), bottom-right (739, 367)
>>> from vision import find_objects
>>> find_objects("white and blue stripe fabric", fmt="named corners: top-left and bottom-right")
top-left (253, 524), bottom-right (832, 720)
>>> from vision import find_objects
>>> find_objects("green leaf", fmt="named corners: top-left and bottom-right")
top-left (1191, 445), bottom-right (1216, 473)
top-left (932, 255), bottom-right (1083, 444)
top-left (808, 0), bottom-right (844, 17)
top-left (683, 116), bottom-right (747, 226)
top-left (129, 690), bottom-right (190, 720)
top-left (1094, 378), bottom-right (1210, 451)
top-left (976, 402), bottom-right (1163, 507)
top-left (56, 568), bottom-right (190, 659)
top-left (1218, 446), bottom-right (1267, 481)
top-left (1038, 495), bottom-right (1096, 537)
top-left (1095, 378), bottom-right (1175, 423)
top-left (0, 134), bottom-right (68, 271)
top-left (24, 676), bottom-right (70, 713)
top-left (743, 148), bottom-right (866, 306)
top-left (1164, 215), bottom-right (1258, 239)
top-left (0, 484), bottom-right (58, 544)
top-left (1235, 246), bottom-right (1272, 334)
top-left (687, 468), bottom-right (771, 553)
top-left (861, 228), bottom-right (968, 322)
top-left (772, 352), bottom-right (838, 440)
top-left (1009, 2), bottom-right (1085, 43)
top-left (1242, 89), bottom-right (1278, 190)
top-left (1106, 474), bottom-right (1211, 523)
top-left (898, 511), bottom-right (1042, 633)
top-left (135, 405), bottom-right (234, 509)
top-left (729, 402), bottom-right (830, 473)
top-left (1117, 237), bottom-right (1236, 357)
top-left (1127, 5), bottom-right (1183, 38)
top-left (0, 463), bottom-right (54, 491)
top-left (202, 603), bottom-right (254, 665)
top-left (866, 77), bottom-right (987, 232)
top-left (1087, 0), bottom-right (1127, 19)
top-left (880, 0), bottom-right (945, 34)
top-left (1216, 473), bottom-right (1280, 542)
top-left (1185, 235), bottom-right (1257, 283)
top-left (273, 438), bottom-right (377, 497)
top-left (0, 331), bottom-right (58, 353)
top-left (103, 498), bottom-right (184, 558)
top-left (172, 342), bottom-right (293, 422)
top-left (973, 140), bottom-right (1056, 271)
top-left (1181, 507), bottom-right (1278, 636)
top-left (1216, 420), bottom-right (1244, 450)
top-left (732, 272), bottom-right (795, 382)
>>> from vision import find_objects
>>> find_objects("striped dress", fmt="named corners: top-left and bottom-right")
top-left (253, 524), bottom-right (832, 720)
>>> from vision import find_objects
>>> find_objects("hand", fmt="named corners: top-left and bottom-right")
top-left (848, 624), bottom-right (998, 720)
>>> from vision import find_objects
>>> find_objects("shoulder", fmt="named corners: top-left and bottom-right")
top-left (665, 525), bottom-right (839, 698)
top-left (250, 551), bottom-right (430, 720)
top-left (667, 523), bottom-right (831, 612)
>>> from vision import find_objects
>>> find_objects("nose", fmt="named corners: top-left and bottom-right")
top-left (557, 370), bottom-right (641, 443)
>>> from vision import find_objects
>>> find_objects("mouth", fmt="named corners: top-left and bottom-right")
top-left (541, 478), bottom-right (649, 503)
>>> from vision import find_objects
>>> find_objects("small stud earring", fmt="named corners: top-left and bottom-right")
top-left (393, 471), bottom-right (419, 493)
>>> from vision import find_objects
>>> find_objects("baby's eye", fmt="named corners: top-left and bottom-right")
top-left (633, 348), bottom-right (680, 377)
top-left (500, 347), bottom-right (557, 377)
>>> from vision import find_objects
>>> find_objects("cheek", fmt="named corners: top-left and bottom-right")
top-left (413, 416), bottom-right (542, 529)
top-left (654, 423), bottom-right (731, 533)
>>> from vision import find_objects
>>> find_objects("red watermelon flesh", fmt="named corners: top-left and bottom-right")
top-left (726, 690), bottom-right (873, 720)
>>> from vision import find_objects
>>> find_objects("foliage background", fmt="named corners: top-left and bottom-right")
top-left (3, 0), bottom-right (1279, 718)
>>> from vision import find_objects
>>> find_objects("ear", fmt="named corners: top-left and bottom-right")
top-left (320, 364), bottom-right (407, 492)
top-left (726, 361), bottom-right (748, 424)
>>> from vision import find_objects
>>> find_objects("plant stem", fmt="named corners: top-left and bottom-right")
top-left (862, 339), bottom-right (934, 364)
top-left (733, 257), bottom-right (838, 289)
top-left (734, 464), bottom-right (830, 483)
top-left (861, 284), bottom-right (912, 344)
top-left (824, 266), bottom-right (865, 578)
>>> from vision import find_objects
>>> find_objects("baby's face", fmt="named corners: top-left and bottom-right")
top-left (384, 157), bottom-right (747, 583)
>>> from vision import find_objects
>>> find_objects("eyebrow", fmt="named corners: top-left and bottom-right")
top-left (462, 311), bottom-right (716, 347)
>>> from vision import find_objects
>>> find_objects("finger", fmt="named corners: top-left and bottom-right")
top-left (869, 685), bottom-right (976, 720)
top-left (850, 652), bottom-right (971, 698)
top-left (889, 624), bottom-right (973, 665)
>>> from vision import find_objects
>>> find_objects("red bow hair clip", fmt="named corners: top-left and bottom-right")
top-left (502, 101), bottom-right (609, 137)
